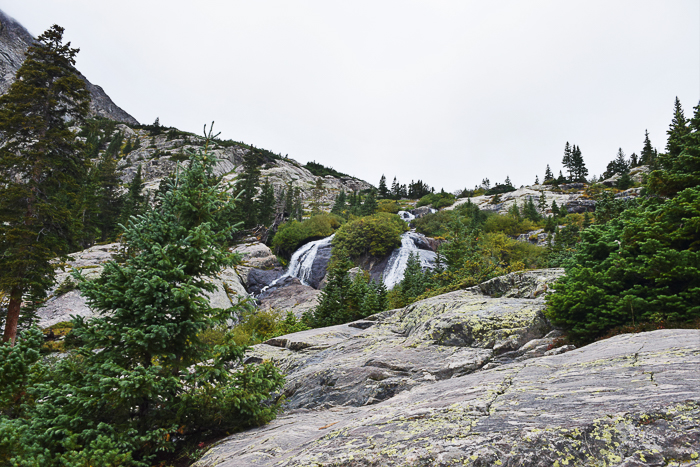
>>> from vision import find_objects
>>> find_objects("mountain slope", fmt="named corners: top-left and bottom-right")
top-left (0, 9), bottom-right (138, 125)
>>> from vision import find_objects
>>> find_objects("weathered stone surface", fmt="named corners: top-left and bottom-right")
top-left (232, 242), bottom-right (280, 270)
top-left (447, 187), bottom-right (579, 216)
top-left (565, 198), bottom-right (596, 213)
top-left (195, 329), bottom-right (700, 467)
top-left (36, 243), bottom-right (250, 328)
top-left (239, 267), bottom-right (284, 295)
top-left (240, 270), bottom-right (563, 414)
top-left (257, 277), bottom-right (321, 318)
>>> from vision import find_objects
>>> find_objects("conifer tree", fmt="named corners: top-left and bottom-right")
top-left (505, 175), bottom-right (512, 187)
top-left (535, 175), bottom-right (540, 185)
top-left (361, 190), bottom-right (378, 216)
top-left (119, 164), bottom-right (146, 229)
top-left (640, 129), bottom-right (656, 166)
top-left (544, 164), bottom-right (554, 182)
top-left (256, 178), bottom-right (276, 226)
top-left (96, 151), bottom-right (123, 241)
top-left (562, 142), bottom-right (573, 180)
top-left (571, 145), bottom-right (588, 182)
top-left (236, 149), bottom-right (262, 228)
top-left (0, 25), bottom-right (90, 343)
top-left (378, 174), bottom-right (389, 198)
top-left (665, 97), bottom-right (690, 158)
top-left (331, 190), bottom-right (347, 216)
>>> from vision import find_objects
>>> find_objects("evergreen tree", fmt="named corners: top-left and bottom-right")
top-left (640, 129), bottom-right (656, 166)
top-left (96, 151), bottom-right (124, 241)
top-left (648, 100), bottom-right (700, 197)
top-left (522, 197), bottom-right (541, 222)
top-left (505, 175), bottom-right (513, 187)
top-left (236, 149), bottom-right (262, 228)
top-left (361, 190), bottom-right (378, 216)
top-left (378, 174), bottom-right (389, 198)
top-left (544, 164), bottom-right (554, 182)
top-left (537, 192), bottom-right (547, 215)
top-left (535, 175), bottom-right (540, 185)
top-left (571, 145), bottom-right (588, 182)
top-left (310, 251), bottom-right (355, 327)
top-left (551, 199), bottom-right (561, 217)
top-left (331, 190), bottom-right (347, 216)
top-left (0, 135), bottom-right (285, 463)
top-left (605, 148), bottom-right (629, 178)
top-left (0, 25), bottom-right (90, 343)
top-left (665, 97), bottom-right (690, 158)
top-left (562, 142), bottom-right (573, 180)
top-left (391, 177), bottom-right (399, 199)
top-left (119, 164), bottom-right (146, 229)
top-left (556, 170), bottom-right (566, 185)
top-left (629, 152), bottom-right (638, 167)
top-left (256, 178), bottom-right (276, 226)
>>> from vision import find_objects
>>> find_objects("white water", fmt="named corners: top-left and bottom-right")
top-left (382, 232), bottom-right (436, 289)
top-left (398, 210), bottom-right (415, 222)
top-left (258, 234), bottom-right (334, 295)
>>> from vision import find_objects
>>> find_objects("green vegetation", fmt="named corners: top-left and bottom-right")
top-left (0, 132), bottom-right (284, 466)
top-left (0, 25), bottom-right (91, 343)
top-left (272, 213), bottom-right (343, 258)
top-left (304, 160), bottom-right (350, 178)
top-left (332, 212), bottom-right (408, 258)
top-left (417, 190), bottom-right (456, 208)
top-left (546, 98), bottom-right (700, 343)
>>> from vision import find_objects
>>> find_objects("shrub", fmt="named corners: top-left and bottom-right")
top-left (417, 191), bottom-right (455, 208)
top-left (546, 186), bottom-right (700, 343)
top-left (377, 199), bottom-right (400, 214)
top-left (332, 212), bottom-right (407, 258)
top-left (230, 308), bottom-right (309, 346)
top-left (271, 213), bottom-right (343, 258)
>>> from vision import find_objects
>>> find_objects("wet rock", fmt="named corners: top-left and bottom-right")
top-left (410, 206), bottom-right (433, 218)
top-left (241, 267), bottom-right (284, 295)
top-left (565, 198), bottom-right (596, 213)
top-left (195, 329), bottom-right (700, 467)
top-left (257, 277), bottom-right (320, 318)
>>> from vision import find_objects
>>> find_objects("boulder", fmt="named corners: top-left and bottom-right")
top-left (238, 267), bottom-right (284, 295)
top-left (257, 277), bottom-right (321, 319)
top-left (195, 329), bottom-right (700, 467)
top-left (564, 198), bottom-right (596, 213)
top-left (232, 242), bottom-right (280, 270)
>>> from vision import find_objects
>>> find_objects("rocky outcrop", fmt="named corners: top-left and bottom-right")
top-left (36, 243), bottom-right (249, 328)
top-left (603, 165), bottom-right (650, 187)
top-left (447, 186), bottom-right (586, 216)
top-left (238, 270), bottom-right (564, 413)
top-left (0, 9), bottom-right (138, 124)
top-left (256, 277), bottom-right (320, 318)
top-left (232, 242), bottom-right (280, 270)
top-left (196, 329), bottom-right (700, 467)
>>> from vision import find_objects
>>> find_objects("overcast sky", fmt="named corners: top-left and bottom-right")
top-left (3, 1), bottom-right (699, 191)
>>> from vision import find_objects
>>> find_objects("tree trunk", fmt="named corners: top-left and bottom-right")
top-left (2, 287), bottom-right (22, 344)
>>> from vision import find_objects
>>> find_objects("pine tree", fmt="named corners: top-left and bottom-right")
top-left (535, 175), bottom-right (540, 185)
top-left (119, 164), bottom-right (146, 229)
top-left (1, 134), bottom-right (285, 464)
top-left (640, 129), bottom-right (656, 166)
top-left (391, 177), bottom-right (399, 199)
top-left (505, 175), bottom-right (512, 187)
top-left (0, 25), bottom-right (90, 343)
top-left (361, 190), bottom-right (378, 216)
top-left (256, 178), bottom-right (276, 226)
top-left (311, 251), bottom-right (355, 327)
top-left (331, 190), bottom-right (347, 216)
top-left (666, 97), bottom-right (690, 157)
top-left (629, 152), bottom-right (638, 168)
top-left (605, 148), bottom-right (629, 178)
top-left (544, 164), bottom-right (554, 182)
top-left (236, 149), bottom-right (262, 228)
top-left (571, 145), bottom-right (588, 182)
top-left (562, 142), bottom-right (573, 181)
top-left (96, 151), bottom-right (123, 241)
top-left (537, 192), bottom-right (547, 215)
top-left (378, 174), bottom-right (389, 198)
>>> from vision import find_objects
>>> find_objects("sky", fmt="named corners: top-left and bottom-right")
top-left (2, 1), bottom-right (699, 191)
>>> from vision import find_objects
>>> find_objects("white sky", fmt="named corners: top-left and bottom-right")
top-left (2, 1), bottom-right (699, 191)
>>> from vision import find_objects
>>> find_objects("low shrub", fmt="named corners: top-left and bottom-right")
top-left (332, 212), bottom-right (407, 258)
top-left (271, 213), bottom-right (343, 258)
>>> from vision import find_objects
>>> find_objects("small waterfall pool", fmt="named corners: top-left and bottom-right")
top-left (382, 232), bottom-right (436, 290)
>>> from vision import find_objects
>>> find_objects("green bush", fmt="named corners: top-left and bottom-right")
top-left (271, 213), bottom-right (343, 258)
top-left (546, 186), bottom-right (700, 343)
top-left (417, 191), bottom-right (455, 208)
top-left (377, 199), bottom-right (400, 214)
top-left (229, 308), bottom-right (309, 346)
top-left (332, 212), bottom-right (407, 258)
top-left (483, 213), bottom-right (538, 236)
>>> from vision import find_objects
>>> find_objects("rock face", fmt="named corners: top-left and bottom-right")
top-left (36, 243), bottom-right (249, 328)
top-left (232, 242), bottom-right (280, 270)
top-left (0, 9), bottom-right (138, 125)
top-left (196, 328), bottom-right (700, 467)
top-left (256, 277), bottom-right (320, 318)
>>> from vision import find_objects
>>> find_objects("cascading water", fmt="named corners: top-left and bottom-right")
top-left (398, 210), bottom-right (415, 222)
top-left (382, 232), bottom-right (436, 289)
top-left (258, 234), bottom-right (334, 296)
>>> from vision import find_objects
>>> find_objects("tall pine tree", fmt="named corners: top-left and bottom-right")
top-left (0, 25), bottom-right (90, 343)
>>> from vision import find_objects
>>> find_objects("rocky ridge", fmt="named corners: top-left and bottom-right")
top-left (0, 9), bottom-right (138, 125)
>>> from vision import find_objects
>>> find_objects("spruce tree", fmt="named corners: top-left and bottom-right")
top-left (119, 164), bottom-right (146, 229)
top-left (378, 174), bottom-right (389, 198)
top-left (571, 145), bottom-right (588, 182)
top-left (96, 151), bottom-right (123, 241)
top-left (544, 164), bottom-right (554, 182)
top-left (640, 129), bottom-right (656, 166)
top-left (665, 97), bottom-right (690, 158)
top-left (256, 178), bottom-right (276, 226)
top-left (0, 134), bottom-right (285, 464)
top-left (236, 149), bottom-right (262, 228)
top-left (562, 142), bottom-right (573, 181)
top-left (0, 25), bottom-right (90, 343)
top-left (331, 190), bottom-right (347, 216)
top-left (361, 190), bottom-right (378, 216)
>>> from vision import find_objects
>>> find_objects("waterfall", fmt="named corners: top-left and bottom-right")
top-left (382, 232), bottom-right (436, 289)
top-left (258, 234), bottom-right (334, 295)
top-left (398, 210), bottom-right (415, 222)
